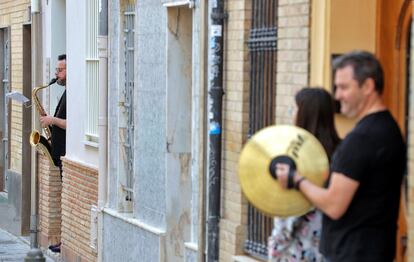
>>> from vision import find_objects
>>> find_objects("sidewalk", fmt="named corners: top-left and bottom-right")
top-left (0, 227), bottom-right (56, 262)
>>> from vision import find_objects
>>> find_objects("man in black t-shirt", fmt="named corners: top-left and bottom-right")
top-left (40, 54), bottom-right (67, 170)
top-left (274, 51), bottom-right (405, 262)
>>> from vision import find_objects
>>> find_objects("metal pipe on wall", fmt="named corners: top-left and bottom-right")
top-left (25, 0), bottom-right (45, 261)
top-left (29, 0), bottom-right (41, 251)
top-left (198, 0), bottom-right (208, 260)
top-left (97, 0), bottom-right (108, 210)
top-left (31, 0), bottom-right (40, 13)
top-left (206, 0), bottom-right (226, 261)
top-left (97, 0), bottom-right (108, 261)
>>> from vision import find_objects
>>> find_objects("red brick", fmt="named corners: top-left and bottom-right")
top-left (60, 157), bottom-right (98, 262)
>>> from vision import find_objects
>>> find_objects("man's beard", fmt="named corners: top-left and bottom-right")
top-left (57, 78), bottom-right (66, 86)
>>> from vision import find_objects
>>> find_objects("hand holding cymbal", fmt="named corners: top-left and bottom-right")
top-left (238, 125), bottom-right (329, 217)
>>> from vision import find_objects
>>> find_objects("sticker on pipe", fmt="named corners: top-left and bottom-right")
top-left (209, 122), bottom-right (221, 135)
top-left (211, 25), bottom-right (222, 37)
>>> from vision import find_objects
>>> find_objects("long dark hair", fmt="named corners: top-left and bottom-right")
top-left (295, 87), bottom-right (341, 158)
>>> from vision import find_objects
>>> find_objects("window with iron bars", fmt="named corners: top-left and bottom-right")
top-left (245, 0), bottom-right (278, 260)
top-left (118, 2), bottom-right (135, 211)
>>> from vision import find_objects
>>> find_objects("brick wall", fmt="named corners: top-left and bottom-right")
top-left (38, 153), bottom-right (62, 247)
top-left (219, 0), bottom-right (251, 261)
top-left (275, 0), bottom-right (310, 125)
top-left (61, 157), bottom-right (98, 262)
top-left (219, 0), bottom-right (311, 261)
top-left (0, 0), bottom-right (30, 173)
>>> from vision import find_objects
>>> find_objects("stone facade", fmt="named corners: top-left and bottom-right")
top-left (61, 157), bottom-right (98, 262)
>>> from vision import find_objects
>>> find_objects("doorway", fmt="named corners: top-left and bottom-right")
top-left (377, 0), bottom-right (412, 261)
top-left (0, 28), bottom-right (10, 194)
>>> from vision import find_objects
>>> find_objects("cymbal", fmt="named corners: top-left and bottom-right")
top-left (238, 125), bottom-right (329, 217)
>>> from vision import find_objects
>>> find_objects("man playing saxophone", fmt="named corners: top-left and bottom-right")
top-left (40, 54), bottom-right (67, 173)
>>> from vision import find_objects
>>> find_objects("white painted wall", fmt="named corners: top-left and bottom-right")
top-left (42, 0), bottom-right (66, 114)
top-left (165, 6), bottom-right (193, 260)
top-left (65, 0), bottom-right (99, 167)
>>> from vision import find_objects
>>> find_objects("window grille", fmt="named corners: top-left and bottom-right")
top-left (119, 3), bottom-right (135, 204)
top-left (85, 0), bottom-right (99, 143)
top-left (245, 0), bottom-right (278, 260)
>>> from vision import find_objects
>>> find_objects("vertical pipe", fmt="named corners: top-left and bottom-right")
top-left (199, 0), bottom-right (208, 260)
top-left (25, 1), bottom-right (46, 261)
top-left (206, 0), bottom-right (225, 261)
top-left (30, 0), bottom-right (41, 250)
top-left (97, 0), bottom-right (108, 261)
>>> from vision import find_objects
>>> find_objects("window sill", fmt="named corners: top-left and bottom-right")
top-left (83, 140), bottom-right (99, 148)
top-left (233, 255), bottom-right (263, 262)
top-left (184, 242), bottom-right (198, 251)
top-left (102, 208), bottom-right (166, 236)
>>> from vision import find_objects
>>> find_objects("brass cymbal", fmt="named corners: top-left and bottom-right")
top-left (238, 125), bottom-right (329, 217)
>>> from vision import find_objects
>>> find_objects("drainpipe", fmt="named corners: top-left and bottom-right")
top-left (198, 0), bottom-right (208, 260)
top-left (206, 0), bottom-right (226, 261)
top-left (97, 0), bottom-right (108, 261)
top-left (25, 0), bottom-right (45, 261)
top-left (97, 0), bottom-right (108, 209)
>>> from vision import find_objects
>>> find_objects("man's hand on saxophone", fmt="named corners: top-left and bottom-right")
top-left (40, 114), bottom-right (66, 130)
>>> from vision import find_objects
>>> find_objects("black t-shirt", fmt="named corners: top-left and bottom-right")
top-left (320, 111), bottom-right (406, 262)
top-left (51, 90), bottom-right (66, 167)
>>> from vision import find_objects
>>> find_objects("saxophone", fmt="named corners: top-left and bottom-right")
top-left (29, 78), bottom-right (57, 167)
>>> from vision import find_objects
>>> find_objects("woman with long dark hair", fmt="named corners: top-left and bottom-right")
top-left (268, 87), bottom-right (340, 262)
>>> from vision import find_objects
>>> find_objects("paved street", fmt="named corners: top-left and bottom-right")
top-left (0, 228), bottom-right (55, 262)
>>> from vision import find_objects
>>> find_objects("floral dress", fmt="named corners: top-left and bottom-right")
top-left (268, 210), bottom-right (324, 262)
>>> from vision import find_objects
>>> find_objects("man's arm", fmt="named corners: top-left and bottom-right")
top-left (52, 117), bottom-right (66, 130)
top-left (274, 163), bottom-right (359, 220)
top-left (40, 115), bottom-right (66, 130)
top-left (296, 172), bottom-right (359, 220)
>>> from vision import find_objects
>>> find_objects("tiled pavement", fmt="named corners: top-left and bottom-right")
top-left (0, 228), bottom-right (55, 262)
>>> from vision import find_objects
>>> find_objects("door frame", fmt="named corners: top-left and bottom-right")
top-left (21, 23), bottom-right (32, 235)
top-left (376, 1), bottom-right (411, 261)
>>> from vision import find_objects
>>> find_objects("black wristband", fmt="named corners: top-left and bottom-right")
top-left (294, 177), bottom-right (306, 190)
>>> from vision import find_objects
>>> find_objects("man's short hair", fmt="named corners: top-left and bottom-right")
top-left (58, 54), bottom-right (66, 61)
top-left (333, 51), bottom-right (384, 94)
